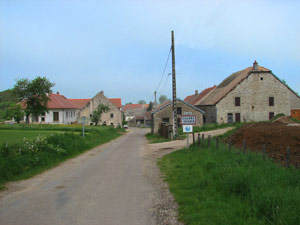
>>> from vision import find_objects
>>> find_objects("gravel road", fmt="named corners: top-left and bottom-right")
top-left (0, 127), bottom-right (233, 225)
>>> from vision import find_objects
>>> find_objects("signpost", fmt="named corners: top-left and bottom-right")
top-left (182, 115), bottom-right (196, 146)
top-left (183, 125), bottom-right (193, 146)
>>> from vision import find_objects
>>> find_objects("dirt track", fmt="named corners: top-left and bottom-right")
top-left (230, 122), bottom-right (300, 167)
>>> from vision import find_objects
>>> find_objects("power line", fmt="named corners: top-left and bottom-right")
top-left (155, 47), bottom-right (171, 92)
top-left (160, 73), bottom-right (171, 95)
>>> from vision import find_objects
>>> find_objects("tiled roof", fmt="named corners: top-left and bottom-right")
top-left (109, 98), bottom-right (122, 109)
top-left (122, 104), bottom-right (148, 112)
top-left (196, 64), bottom-right (271, 106)
top-left (184, 86), bottom-right (216, 105)
top-left (68, 99), bottom-right (91, 109)
top-left (48, 94), bottom-right (78, 109)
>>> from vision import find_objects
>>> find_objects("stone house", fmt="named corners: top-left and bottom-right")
top-left (194, 61), bottom-right (300, 124)
top-left (122, 104), bottom-right (149, 122)
top-left (151, 99), bottom-right (204, 134)
top-left (77, 91), bottom-right (122, 127)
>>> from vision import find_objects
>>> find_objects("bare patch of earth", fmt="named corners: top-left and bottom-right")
top-left (141, 127), bottom-right (234, 225)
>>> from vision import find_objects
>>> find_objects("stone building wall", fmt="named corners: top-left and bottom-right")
top-left (290, 92), bottom-right (300, 110)
top-left (216, 72), bottom-right (291, 123)
top-left (79, 91), bottom-right (122, 127)
top-left (152, 101), bottom-right (204, 134)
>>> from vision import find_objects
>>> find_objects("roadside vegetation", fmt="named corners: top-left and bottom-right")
top-left (0, 125), bottom-right (124, 190)
top-left (159, 136), bottom-right (300, 225)
top-left (145, 133), bottom-right (171, 144)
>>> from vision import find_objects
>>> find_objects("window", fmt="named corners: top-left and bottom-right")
top-left (235, 113), bottom-right (241, 122)
top-left (41, 117), bottom-right (45, 122)
top-left (110, 113), bottom-right (114, 118)
top-left (177, 107), bottom-right (182, 115)
top-left (260, 77), bottom-right (263, 80)
top-left (162, 118), bottom-right (170, 123)
top-left (269, 112), bottom-right (274, 120)
top-left (269, 97), bottom-right (274, 106)
top-left (53, 112), bottom-right (59, 122)
top-left (111, 123), bottom-right (114, 126)
top-left (235, 97), bottom-right (240, 106)
top-left (66, 111), bottom-right (68, 119)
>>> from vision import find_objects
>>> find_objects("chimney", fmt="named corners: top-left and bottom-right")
top-left (195, 90), bottom-right (198, 95)
top-left (57, 91), bottom-right (60, 95)
top-left (253, 60), bottom-right (258, 71)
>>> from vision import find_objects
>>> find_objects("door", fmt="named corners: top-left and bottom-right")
top-left (235, 113), bottom-right (241, 122)
top-left (227, 113), bottom-right (233, 123)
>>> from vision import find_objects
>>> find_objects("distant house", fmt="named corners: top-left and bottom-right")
top-left (194, 61), bottom-right (300, 124)
top-left (22, 92), bottom-right (78, 124)
top-left (77, 91), bottom-right (122, 127)
top-left (122, 104), bottom-right (149, 122)
top-left (151, 99), bottom-right (204, 134)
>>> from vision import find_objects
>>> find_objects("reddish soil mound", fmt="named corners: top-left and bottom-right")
top-left (272, 116), bottom-right (295, 124)
top-left (230, 123), bottom-right (300, 167)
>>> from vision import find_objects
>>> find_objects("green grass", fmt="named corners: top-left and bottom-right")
top-left (159, 139), bottom-right (300, 225)
top-left (178, 122), bottom-right (241, 135)
top-left (145, 133), bottom-right (171, 144)
top-left (0, 125), bottom-right (124, 190)
top-left (0, 130), bottom-right (65, 144)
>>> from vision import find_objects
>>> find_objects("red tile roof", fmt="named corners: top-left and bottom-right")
top-left (122, 104), bottom-right (148, 112)
top-left (109, 98), bottom-right (122, 109)
top-left (48, 94), bottom-right (78, 109)
top-left (68, 99), bottom-right (91, 109)
top-left (184, 86), bottom-right (216, 105)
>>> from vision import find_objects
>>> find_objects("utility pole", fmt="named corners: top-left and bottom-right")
top-left (154, 91), bottom-right (157, 105)
top-left (171, 30), bottom-right (178, 137)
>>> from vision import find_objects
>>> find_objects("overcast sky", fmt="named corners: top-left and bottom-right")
top-left (1, 0), bottom-right (299, 104)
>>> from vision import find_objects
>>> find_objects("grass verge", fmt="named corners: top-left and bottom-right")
top-left (158, 140), bottom-right (300, 225)
top-left (145, 133), bottom-right (171, 144)
top-left (0, 126), bottom-right (124, 190)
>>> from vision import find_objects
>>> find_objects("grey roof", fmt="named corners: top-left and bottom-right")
top-left (151, 98), bottom-right (205, 115)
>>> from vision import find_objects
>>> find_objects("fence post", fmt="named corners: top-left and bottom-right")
top-left (285, 146), bottom-right (290, 168)
top-left (193, 132), bottom-right (195, 145)
top-left (263, 144), bottom-right (266, 160)
top-left (208, 135), bottom-right (211, 148)
top-left (228, 139), bottom-right (232, 151)
top-left (202, 133), bottom-right (205, 147)
top-left (243, 140), bottom-right (247, 154)
top-left (198, 133), bottom-right (201, 147)
top-left (216, 137), bottom-right (219, 149)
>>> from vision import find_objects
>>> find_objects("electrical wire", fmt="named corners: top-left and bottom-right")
top-left (155, 47), bottom-right (171, 92)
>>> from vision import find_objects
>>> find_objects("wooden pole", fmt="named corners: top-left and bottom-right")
top-left (171, 31), bottom-right (178, 137)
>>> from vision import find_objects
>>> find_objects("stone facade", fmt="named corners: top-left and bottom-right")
top-left (151, 100), bottom-right (204, 134)
top-left (78, 91), bottom-right (122, 127)
top-left (216, 72), bottom-right (300, 123)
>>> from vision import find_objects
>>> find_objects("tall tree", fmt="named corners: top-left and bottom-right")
top-left (138, 100), bottom-right (146, 104)
top-left (8, 104), bottom-right (24, 123)
top-left (91, 104), bottom-right (110, 125)
top-left (146, 102), bottom-right (153, 112)
top-left (159, 95), bottom-right (168, 104)
top-left (13, 77), bottom-right (55, 123)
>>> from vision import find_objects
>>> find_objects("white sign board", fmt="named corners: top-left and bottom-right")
top-left (183, 125), bottom-right (193, 133)
top-left (181, 115), bottom-right (196, 125)
top-left (183, 112), bottom-right (192, 115)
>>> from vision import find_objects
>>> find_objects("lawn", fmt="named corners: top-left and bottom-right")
top-left (0, 130), bottom-right (63, 144)
top-left (159, 139), bottom-right (300, 225)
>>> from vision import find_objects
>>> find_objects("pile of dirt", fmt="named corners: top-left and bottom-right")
top-left (229, 123), bottom-right (300, 167)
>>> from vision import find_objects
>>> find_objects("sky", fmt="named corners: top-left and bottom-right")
top-left (0, 0), bottom-right (299, 104)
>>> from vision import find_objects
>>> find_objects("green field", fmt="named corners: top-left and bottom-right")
top-left (159, 139), bottom-right (300, 225)
top-left (0, 130), bottom-right (64, 144)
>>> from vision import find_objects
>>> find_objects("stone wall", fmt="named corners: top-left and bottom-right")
top-left (78, 91), bottom-right (122, 127)
top-left (290, 91), bottom-right (300, 110)
top-left (197, 105), bottom-right (217, 124)
top-left (216, 72), bottom-right (291, 123)
top-left (152, 101), bottom-right (204, 134)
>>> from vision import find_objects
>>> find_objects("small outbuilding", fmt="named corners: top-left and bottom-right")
top-left (151, 99), bottom-right (205, 134)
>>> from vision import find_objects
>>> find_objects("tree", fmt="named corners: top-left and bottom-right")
top-left (8, 104), bottom-right (24, 123)
top-left (146, 102), bottom-right (153, 112)
top-left (138, 100), bottom-right (146, 104)
top-left (159, 95), bottom-right (168, 104)
top-left (91, 104), bottom-right (110, 125)
top-left (13, 77), bottom-right (55, 123)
